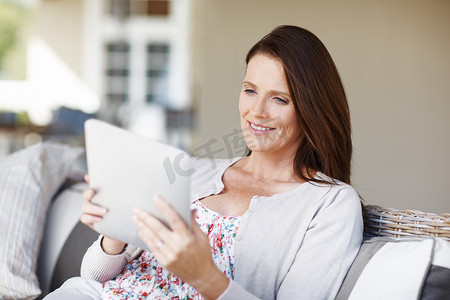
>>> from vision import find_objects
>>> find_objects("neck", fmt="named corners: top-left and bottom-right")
top-left (240, 151), bottom-right (300, 183)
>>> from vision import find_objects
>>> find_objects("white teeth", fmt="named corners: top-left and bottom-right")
top-left (250, 123), bottom-right (272, 131)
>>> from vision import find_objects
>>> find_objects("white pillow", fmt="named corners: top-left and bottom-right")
top-left (0, 142), bottom-right (83, 299)
top-left (336, 237), bottom-right (450, 300)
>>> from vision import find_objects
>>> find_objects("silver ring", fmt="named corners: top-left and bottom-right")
top-left (156, 241), bottom-right (163, 249)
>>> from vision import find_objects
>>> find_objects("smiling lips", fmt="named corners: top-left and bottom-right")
top-left (247, 121), bottom-right (276, 135)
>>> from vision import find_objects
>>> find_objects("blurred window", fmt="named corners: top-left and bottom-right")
top-left (107, 0), bottom-right (170, 18)
top-left (146, 43), bottom-right (170, 106)
top-left (105, 42), bottom-right (130, 104)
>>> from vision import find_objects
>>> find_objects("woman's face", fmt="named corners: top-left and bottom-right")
top-left (239, 53), bottom-right (301, 156)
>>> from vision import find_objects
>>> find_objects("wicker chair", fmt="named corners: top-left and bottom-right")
top-left (363, 205), bottom-right (450, 241)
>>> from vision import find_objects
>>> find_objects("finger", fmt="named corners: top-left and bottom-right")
top-left (82, 201), bottom-right (108, 216)
top-left (191, 209), bottom-right (198, 230)
top-left (84, 174), bottom-right (90, 184)
top-left (132, 208), bottom-right (176, 248)
top-left (153, 195), bottom-right (189, 233)
top-left (191, 208), bottom-right (198, 222)
top-left (133, 213), bottom-right (166, 253)
top-left (83, 188), bottom-right (96, 201)
top-left (80, 213), bottom-right (102, 229)
top-left (191, 209), bottom-right (206, 238)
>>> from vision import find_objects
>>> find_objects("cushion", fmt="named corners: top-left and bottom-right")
top-left (36, 182), bottom-right (88, 296)
top-left (336, 237), bottom-right (450, 300)
top-left (0, 142), bottom-right (84, 299)
top-left (36, 182), bottom-right (97, 297)
top-left (49, 221), bottom-right (98, 293)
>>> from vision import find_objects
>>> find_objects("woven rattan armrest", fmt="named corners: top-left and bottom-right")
top-left (363, 205), bottom-right (450, 241)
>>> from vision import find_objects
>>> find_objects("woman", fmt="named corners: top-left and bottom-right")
top-left (46, 25), bottom-right (363, 300)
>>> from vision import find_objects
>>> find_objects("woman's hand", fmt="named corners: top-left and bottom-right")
top-left (80, 174), bottom-right (126, 255)
top-left (133, 195), bottom-right (229, 300)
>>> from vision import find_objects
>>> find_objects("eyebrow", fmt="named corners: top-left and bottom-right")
top-left (242, 80), bottom-right (291, 98)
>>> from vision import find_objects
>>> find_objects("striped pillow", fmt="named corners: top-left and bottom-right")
top-left (0, 142), bottom-right (83, 300)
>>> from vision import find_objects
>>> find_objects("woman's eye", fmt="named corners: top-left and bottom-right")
top-left (244, 89), bottom-right (255, 95)
top-left (275, 97), bottom-right (288, 104)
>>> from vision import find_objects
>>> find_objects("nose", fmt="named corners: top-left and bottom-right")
top-left (250, 98), bottom-right (269, 118)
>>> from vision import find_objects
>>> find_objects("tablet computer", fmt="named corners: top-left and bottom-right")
top-left (84, 119), bottom-right (191, 250)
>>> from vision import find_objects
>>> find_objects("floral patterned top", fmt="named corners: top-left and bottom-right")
top-left (101, 199), bottom-right (241, 299)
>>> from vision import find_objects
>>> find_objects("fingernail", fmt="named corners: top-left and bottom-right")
top-left (85, 189), bottom-right (94, 199)
top-left (153, 195), bottom-right (163, 203)
top-left (97, 207), bottom-right (108, 214)
top-left (132, 215), bottom-right (143, 228)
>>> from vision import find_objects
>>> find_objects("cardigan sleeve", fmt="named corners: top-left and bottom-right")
top-left (217, 279), bottom-right (260, 300)
top-left (276, 187), bottom-right (363, 299)
top-left (80, 235), bottom-right (143, 283)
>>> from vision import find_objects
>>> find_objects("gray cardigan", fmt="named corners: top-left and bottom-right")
top-left (81, 158), bottom-right (363, 300)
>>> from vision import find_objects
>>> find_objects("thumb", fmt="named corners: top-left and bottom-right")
top-left (190, 209), bottom-right (203, 236)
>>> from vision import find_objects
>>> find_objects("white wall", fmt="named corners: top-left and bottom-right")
top-left (191, 0), bottom-right (450, 213)
top-left (33, 0), bottom-right (84, 77)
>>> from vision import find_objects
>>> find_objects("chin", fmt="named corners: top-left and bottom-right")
top-left (244, 140), bottom-right (277, 153)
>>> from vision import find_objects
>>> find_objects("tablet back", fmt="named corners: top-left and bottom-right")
top-left (84, 119), bottom-right (191, 250)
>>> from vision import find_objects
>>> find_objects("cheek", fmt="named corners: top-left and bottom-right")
top-left (238, 95), bottom-right (247, 117)
top-left (285, 111), bottom-right (301, 134)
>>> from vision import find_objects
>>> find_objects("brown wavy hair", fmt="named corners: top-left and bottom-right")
top-left (245, 25), bottom-right (352, 185)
